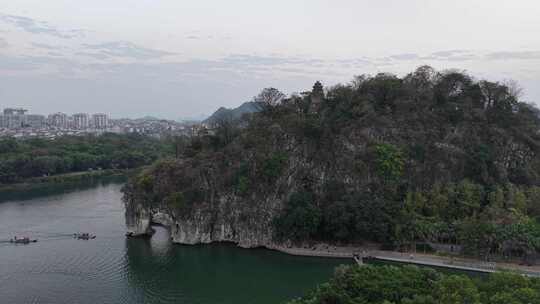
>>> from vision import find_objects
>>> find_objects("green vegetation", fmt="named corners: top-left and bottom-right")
top-left (274, 191), bottom-right (322, 241)
top-left (262, 152), bottom-right (289, 181)
top-left (0, 133), bottom-right (170, 184)
top-left (375, 143), bottom-right (404, 183)
top-left (288, 265), bottom-right (540, 304)
top-left (124, 66), bottom-right (540, 263)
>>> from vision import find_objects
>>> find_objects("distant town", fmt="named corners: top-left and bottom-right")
top-left (0, 107), bottom-right (199, 139)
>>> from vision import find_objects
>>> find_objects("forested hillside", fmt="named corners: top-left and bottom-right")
top-left (0, 133), bottom-right (170, 184)
top-left (124, 66), bottom-right (540, 261)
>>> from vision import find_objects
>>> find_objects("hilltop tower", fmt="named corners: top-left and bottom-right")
top-left (309, 81), bottom-right (324, 113)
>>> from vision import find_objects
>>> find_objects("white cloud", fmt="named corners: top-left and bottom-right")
top-left (81, 41), bottom-right (175, 60)
top-left (486, 51), bottom-right (540, 60)
top-left (0, 13), bottom-right (86, 39)
top-left (1, 2), bottom-right (540, 117)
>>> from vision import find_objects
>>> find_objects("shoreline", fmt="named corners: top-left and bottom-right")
top-left (0, 167), bottom-right (144, 193)
top-left (270, 245), bottom-right (357, 259)
top-left (140, 223), bottom-right (540, 275)
top-left (267, 244), bottom-right (540, 276)
top-left (131, 223), bottom-right (540, 276)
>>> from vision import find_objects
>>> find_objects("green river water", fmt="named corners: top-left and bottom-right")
top-left (0, 178), bottom-right (347, 304)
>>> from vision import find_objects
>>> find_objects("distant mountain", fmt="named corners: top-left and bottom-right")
top-left (203, 101), bottom-right (260, 125)
top-left (176, 113), bottom-right (208, 123)
top-left (137, 116), bottom-right (161, 121)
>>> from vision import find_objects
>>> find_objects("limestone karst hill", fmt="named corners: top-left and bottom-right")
top-left (123, 66), bottom-right (540, 262)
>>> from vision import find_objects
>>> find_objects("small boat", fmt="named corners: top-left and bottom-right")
top-left (10, 236), bottom-right (37, 244)
top-left (74, 233), bottom-right (96, 240)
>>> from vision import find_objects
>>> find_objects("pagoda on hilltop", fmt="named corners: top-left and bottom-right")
top-left (309, 81), bottom-right (324, 113)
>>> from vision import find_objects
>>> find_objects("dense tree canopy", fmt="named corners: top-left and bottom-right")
top-left (0, 133), bottom-right (170, 184)
top-left (288, 265), bottom-right (540, 304)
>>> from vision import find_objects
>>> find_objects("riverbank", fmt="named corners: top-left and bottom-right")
top-left (0, 167), bottom-right (144, 193)
top-left (270, 243), bottom-right (540, 276)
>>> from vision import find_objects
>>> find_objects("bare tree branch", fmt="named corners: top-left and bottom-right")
top-left (253, 87), bottom-right (285, 113)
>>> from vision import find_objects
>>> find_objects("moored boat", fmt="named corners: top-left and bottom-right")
top-left (10, 236), bottom-right (37, 244)
top-left (74, 233), bottom-right (96, 240)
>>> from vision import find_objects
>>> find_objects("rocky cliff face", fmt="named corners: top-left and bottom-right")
top-left (125, 203), bottom-right (153, 236)
top-left (125, 195), bottom-right (281, 248)
top-left (169, 206), bottom-right (276, 247)
top-left (123, 128), bottom-right (536, 247)
top-left (122, 140), bottom-right (332, 247)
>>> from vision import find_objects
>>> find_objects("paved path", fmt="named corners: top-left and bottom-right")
top-left (365, 256), bottom-right (497, 274)
top-left (272, 246), bottom-right (540, 277)
top-left (274, 247), bottom-right (352, 258)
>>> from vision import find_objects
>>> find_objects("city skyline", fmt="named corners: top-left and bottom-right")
top-left (0, 107), bottom-right (110, 129)
top-left (0, 106), bottom-right (195, 139)
top-left (0, 106), bottom-right (196, 121)
top-left (1, 1), bottom-right (540, 119)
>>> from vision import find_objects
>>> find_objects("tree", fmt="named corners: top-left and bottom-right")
top-left (375, 143), bottom-right (404, 184)
top-left (526, 186), bottom-right (540, 220)
top-left (503, 79), bottom-right (524, 100)
top-left (273, 191), bottom-right (321, 242)
top-left (288, 265), bottom-right (540, 304)
top-left (360, 73), bottom-right (403, 113)
top-left (211, 112), bottom-right (239, 147)
top-left (435, 275), bottom-right (480, 304)
top-left (253, 87), bottom-right (285, 113)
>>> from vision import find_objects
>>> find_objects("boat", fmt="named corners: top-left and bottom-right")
top-left (74, 233), bottom-right (96, 240)
top-left (10, 236), bottom-right (37, 244)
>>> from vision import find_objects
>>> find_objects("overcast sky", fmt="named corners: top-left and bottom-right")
top-left (1, 0), bottom-right (539, 119)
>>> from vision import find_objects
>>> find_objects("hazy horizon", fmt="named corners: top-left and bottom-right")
top-left (1, 0), bottom-right (540, 119)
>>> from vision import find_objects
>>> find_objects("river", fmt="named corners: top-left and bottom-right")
top-left (0, 178), bottom-right (346, 304)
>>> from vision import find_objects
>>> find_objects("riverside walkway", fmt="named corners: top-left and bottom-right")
top-left (363, 255), bottom-right (497, 275)
top-left (273, 246), bottom-right (540, 277)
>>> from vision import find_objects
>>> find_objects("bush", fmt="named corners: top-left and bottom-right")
top-left (166, 192), bottom-right (185, 210)
top-left (261, 152), bottom-right (288, 181)
top-left (375, 143), bottom-right (404, 183)
top-left (236, 176), bottom-right (249, 195)
top-left (273, 191), bottom-right (321, 242)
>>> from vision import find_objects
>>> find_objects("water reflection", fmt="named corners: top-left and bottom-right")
top-left (0, 175), bottom-right (127, 203)
top-left (124, 226), bottom-right (348, 304)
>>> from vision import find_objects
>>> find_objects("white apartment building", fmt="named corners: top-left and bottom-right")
top-left (3, 108), bottom-right (27, 115)
top-left (48, 112), bottom-right (69, 129)
top-left (92, 113), bottom-right (109, 130)
top-left (0, 114), bottom-right (6, 128)
top-left (0, 108), bottom-right (28, 129)
top-left (25, 114), bottom-right (46, 128)
top-left (73, 113), bottom-right (90, 130)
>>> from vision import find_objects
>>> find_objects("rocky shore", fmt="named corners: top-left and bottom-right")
top-left (125, 207), bottom-right (540, 277)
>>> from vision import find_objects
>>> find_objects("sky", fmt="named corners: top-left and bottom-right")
top-left (0, 0), bottom-right (539, 119)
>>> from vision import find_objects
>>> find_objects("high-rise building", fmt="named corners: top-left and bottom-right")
top-left (92, 113), bottom-right (109, 130)
top-left (3, 108), bottom-right (27, 115)
top-left (0, 115), bottom-right (6, 128)
top-left (26, 114), bottom-right (46, 128)
top-left (48, 112), bottom-right (69, 129)
top-left (5, 114), bottom-right (26, 129)
top-left (1, 108), bottom-right (27, 129)
top-left (73, 113), bottom-right (90, 130)
top-left (0, 108), bottom-right (112, 132)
